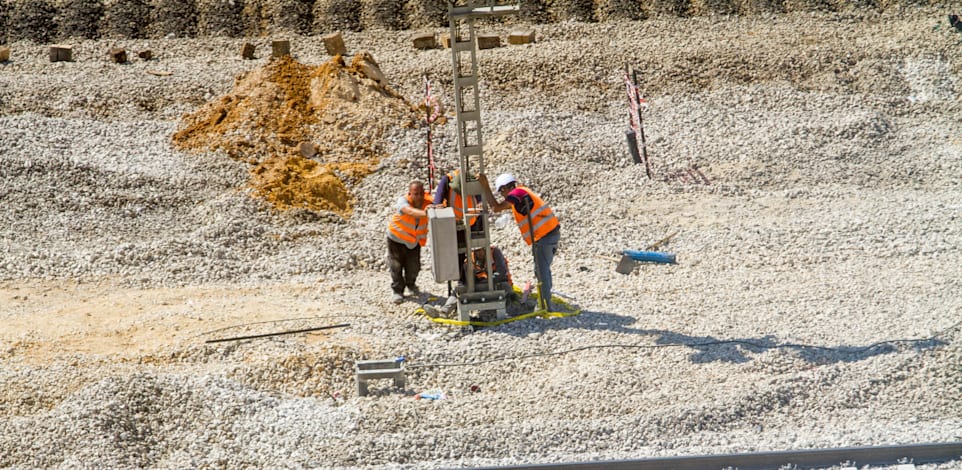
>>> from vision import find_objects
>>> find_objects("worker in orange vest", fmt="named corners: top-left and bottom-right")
top-left (433, 169), bottom-right (481, 229)
top-left (386, 180), bottom-right (433, 304)
top-left (478, 172), bottom-right (561, 311)
top-left (471, 245), bottom-right (512, 287)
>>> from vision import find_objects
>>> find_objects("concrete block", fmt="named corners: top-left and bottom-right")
top-left (322, 32), bottom-right (346, 56)
top-left (109, 48), bottom-right (127, 64)
top-left (241, 42), bottom-right (255, 60)
top-left (476, 34), bottom-right (500, 50)
top-left (508, 30), bottom-right (535, 45)
top-left (49, 45), bottom-right (73, 62)
top-left (271, 40), bottom-right (290, 58)
top-left (440, 34), bottom-right (451, 48)
top-left (0, 47), bottom-right (10, 63)
top-left (138, 50), bottom-right (153, 60)
top-left (412, 32), bottom-right (436, 50)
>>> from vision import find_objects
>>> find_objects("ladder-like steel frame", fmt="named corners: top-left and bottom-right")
top-left (447, 1), bottom-right (518, 322)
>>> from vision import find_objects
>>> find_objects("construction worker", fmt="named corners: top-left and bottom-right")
top-left (478, 172), bottom-right (561, 311)
top-left (471, 245), bottom-right (512, 287)
top-left (433, 169), bottom-right (481, 229)
top-left (386, 180), bottom-right (433, 304)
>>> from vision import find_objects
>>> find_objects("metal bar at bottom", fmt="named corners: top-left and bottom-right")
top-left (475, 442), bottom-right (962, 470)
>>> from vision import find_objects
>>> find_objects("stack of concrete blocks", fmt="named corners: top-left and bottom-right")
top-left (438, 31), bottom-right (535, 49)
top-left (411, 32), bottom-right (436, 50)
top-left (476, 33), bottom-right (500, 50)
top-left (508, 30), bottom-right (536, 45)
top-left (109, 47), bottom-right (127, 63)
top-left (49, 45), bottom-right (74, 62)
top-left (323, 32), bottom-right (347, 56)
top-left (271, 39), bottom-right (290, 57)
top-left (241, 42), bottom-right (256, 59)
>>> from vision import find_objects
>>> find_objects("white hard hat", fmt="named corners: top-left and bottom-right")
top-left (494, 173), bottom-right (517, 192)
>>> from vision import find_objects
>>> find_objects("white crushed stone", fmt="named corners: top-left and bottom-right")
top-left (1, 6), bottom-right (961, 469)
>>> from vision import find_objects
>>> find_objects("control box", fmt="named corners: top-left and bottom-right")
top-left (428, 207), bottom-right (460, 282)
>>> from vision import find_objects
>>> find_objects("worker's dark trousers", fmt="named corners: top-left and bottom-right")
top-left (387, 238), bottom-right (420, 295)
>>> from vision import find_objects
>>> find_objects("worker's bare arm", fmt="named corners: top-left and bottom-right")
top-left (477, 173), bottom-right (512, 212)
top-left (400, 205), bottom-right (428, 218)
top-left (401, 203), bottom-right (444, 218)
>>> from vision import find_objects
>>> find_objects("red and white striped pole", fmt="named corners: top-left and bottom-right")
top-left (624, 65), bottom-right (652, 179)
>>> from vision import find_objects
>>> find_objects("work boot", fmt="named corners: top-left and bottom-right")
top-left (440, 295), bottom-right (457, 315)
top-left (422, 304), bottom-right (442, 318)
top-left (405, 285), bottom-right (420, 297)
top-left (391, 292), bottom-right (404, 304)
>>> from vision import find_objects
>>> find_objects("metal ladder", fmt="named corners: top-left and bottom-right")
top-left (448, 1), bottom-right (518, 322)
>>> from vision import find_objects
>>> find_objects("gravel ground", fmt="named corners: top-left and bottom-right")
top-left (1, 5), bottom-right (962, 469)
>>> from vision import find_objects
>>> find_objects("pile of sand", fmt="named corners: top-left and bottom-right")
top-left (173, 52), bottom-right (419, 215)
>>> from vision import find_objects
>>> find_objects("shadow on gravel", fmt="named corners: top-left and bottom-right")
top-left (510, 309), bottom-right (947, 366)
top-left (648, 329), bottom-right (946, 366)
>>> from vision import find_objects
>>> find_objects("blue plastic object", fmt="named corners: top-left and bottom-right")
top-left (415, 392), bottom-right (445, 400)
top-left (622, 250), bottom-right (676, 264)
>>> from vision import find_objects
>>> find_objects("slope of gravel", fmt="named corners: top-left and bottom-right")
top-left (4, 0), bottom-right (955, 42)
top-left (2, 6), bottom-right (962, 469)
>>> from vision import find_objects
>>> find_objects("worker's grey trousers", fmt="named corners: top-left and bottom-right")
top-left (532, 226), bottom-right (560, 310)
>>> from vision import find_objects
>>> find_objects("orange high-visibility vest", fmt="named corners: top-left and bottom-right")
top-left (446, 171), bottom-right (478, 226)
top-left (510, 186), bottom-right (559, 246)
top-left (388, 191), bottom-right (431, 248)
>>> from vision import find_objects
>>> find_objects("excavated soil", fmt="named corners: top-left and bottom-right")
top-left (173, 52), bottom-right (418, 214)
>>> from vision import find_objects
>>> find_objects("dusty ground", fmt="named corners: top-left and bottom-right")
top-left (2, 4), bottom-right (962, 469)
top-left (1, 281), bottom-right (344, 364)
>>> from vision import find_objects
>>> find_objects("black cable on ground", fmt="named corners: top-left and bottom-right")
top-left (204, 323), bottom-right (350, 344)
top-left (194, 314), bottom-right (374, 339)
top-left (407, 319), bottom-right (962, 369)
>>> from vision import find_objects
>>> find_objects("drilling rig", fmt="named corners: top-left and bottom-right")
top-left (428, 1), bottom-right (519, 323)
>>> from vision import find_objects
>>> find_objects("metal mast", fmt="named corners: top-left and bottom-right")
top-left (448, 1), bottom-right (518, 322)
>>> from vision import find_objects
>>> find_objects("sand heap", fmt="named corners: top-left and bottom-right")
top-left (173, 52), bottom-right (419, 215)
